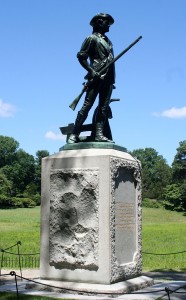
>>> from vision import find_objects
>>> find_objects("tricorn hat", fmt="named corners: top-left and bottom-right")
top-left (90, 13), bottom-right (114, 26)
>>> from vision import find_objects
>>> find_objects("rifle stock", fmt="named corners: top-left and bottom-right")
top-left (69, 85), bottom-right (87, 111)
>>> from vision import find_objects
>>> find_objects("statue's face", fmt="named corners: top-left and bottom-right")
top-left (98, 19), bottom-right (110, 33)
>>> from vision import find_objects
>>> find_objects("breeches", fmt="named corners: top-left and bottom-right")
top-left (79, 78), bottom-right (113, 122)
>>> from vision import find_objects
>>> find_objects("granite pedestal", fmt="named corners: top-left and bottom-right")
top-left (40, 143), bottom-right (143, 285)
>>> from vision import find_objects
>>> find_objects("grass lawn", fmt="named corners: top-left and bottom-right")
top-left (0, 206), bottom-right (186, 271)
top-left (0, 207), bottom-right (40, 254)
top-left (142, 207), bottom-right (186, 271)
top-left (0, 207), bottom-right (40, 268)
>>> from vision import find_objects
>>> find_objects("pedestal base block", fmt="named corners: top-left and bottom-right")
top-left (40, 146), bottom-right (142, 284)
top-left (26, 276), bottom-right (153, 296)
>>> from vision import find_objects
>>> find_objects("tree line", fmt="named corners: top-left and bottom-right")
top-left (130, 141), bottom-right (186, 211)
top-left (0, 135), bottom-right (49, 208)
top-left (0, 135), bottom-right (186, 211)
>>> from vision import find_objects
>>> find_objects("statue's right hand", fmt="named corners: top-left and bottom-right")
top-left (89, 68), bottom-right (100, 79)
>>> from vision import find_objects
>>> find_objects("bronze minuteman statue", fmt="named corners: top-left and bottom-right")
top-left (67, 13), bottom-right (142, 144)
top-left (68, 13), bottom-right (115, 144)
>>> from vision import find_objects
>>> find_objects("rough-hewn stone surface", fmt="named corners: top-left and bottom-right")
top-left (49, 168), bottom-right (99, 270)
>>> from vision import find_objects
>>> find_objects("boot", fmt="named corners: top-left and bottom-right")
top-left (67, 112), bottom-right (86, 144)
top-left (67, 133), bottom-right (79, 144)
top-left (95, 122), bottom-right (113, 142)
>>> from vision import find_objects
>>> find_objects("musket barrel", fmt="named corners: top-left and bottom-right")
top-left (114, 36), bottom-right (142, 61)
top-left (100, 35), bottom-right (142, 74)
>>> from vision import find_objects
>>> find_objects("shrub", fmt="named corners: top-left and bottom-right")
top-left (142, 198), bottom-right (163, 208)
top-left (0, 194), bottom-right (13, 208)
top-left (11, 197), bottom-right (36, 208)
top-left (163, 184), bottom-right (184, 211)
top-left (32, 193), bottom-right (41, 205)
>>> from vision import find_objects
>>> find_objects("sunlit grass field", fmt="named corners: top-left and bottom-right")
top-left (0, 206), bottom-right (186, 271)
top-left (142, 208), bottom-right (186, 271)
top-left (0, 207), bottom-right (40, 254)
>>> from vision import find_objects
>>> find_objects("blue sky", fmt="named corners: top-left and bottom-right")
top-left (0, 0), bottom-right (186, 165)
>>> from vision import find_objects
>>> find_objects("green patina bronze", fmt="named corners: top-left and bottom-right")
top-left (60, 142), bottom-right (127, 152)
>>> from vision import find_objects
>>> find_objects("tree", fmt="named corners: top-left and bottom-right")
top-left (1, 149), bottom-right (35, 194)
top-left (23, 183), bottom-right (40, 206)
top-left (172, 140), bottom-right (186, 183)
top-left (163, 184), bottom-right (183, 211)
top-left (180, 182), bottom-right (186, 210)
top-left (0, 135), bottom-right (19, 168)
top-left (35, 150), bottom-right (49, 193)
top-left (35, 150), bottom-right (50, 165)
top-left (167, 141), bottom-right (186, 211)
top-left (0, 135), bottom-right (50, 207)
top-left (0, 172), bottom-right (12, 206)
top-left (163, 183), bottom-right (186, 211)
top-left (130, 148), bottom-right (172, 199)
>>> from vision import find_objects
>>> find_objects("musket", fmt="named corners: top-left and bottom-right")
top-left (69, 35), bottom-right (142, 111)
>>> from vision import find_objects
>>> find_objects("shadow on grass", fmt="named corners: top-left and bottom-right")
top-left (0, 206), bottom-right (17, 210)
top-left (143, 269), bottom-right (186, 281)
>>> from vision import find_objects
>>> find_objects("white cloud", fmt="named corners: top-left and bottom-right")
top-left (153, 106), bottom-right (186, 119)
top-left (0, 99), bottom-right (16, 117)
top-left (45, 130), bottom-right (65, 141)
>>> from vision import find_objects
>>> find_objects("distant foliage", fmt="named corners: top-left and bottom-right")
top-left (142, 198), bottom-right (164, 209)
top-left (11, 197), bottom-right (36, 208)
top-left (0, 135), bottom-right (49, 208)
top-left (131, 142), bottom-right (186, 212)
top-left (0, 136), bottom-right (19, 168)
top-left (35, 150), bottom-right (49, 194)
top-left (0, 172), bottom-right (12, 208)
top-left (163, 141), bottom-right (186, 211)
top-left (130, 147), bottom-right (172, 199)
top-left (172, 140), bottom-right (186, 183)
top-left (163, 184), bottom-right (184, 211)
